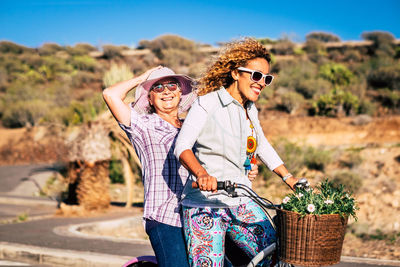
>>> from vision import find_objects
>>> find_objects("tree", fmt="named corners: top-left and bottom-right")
top-left (361, 31), bottom-right (396, 57)
top-left (306, 32), bottom-right (341, 43)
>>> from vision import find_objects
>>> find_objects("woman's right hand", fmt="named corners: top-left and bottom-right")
top-left (137, 65), bottom-right (163, 84)
top-left (197, 174), bottom-right (218, 192)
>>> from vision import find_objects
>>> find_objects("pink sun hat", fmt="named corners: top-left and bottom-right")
top-left (133, 67), bottom-right (197, 114)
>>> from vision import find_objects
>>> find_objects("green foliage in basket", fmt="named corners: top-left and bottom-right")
top-left (281, 179), bottom-right (358, 219)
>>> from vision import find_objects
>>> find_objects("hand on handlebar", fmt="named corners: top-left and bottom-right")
top-left (294, 178), bottom-right (311, 191)
top-left (196, 174), bottom-right (218, 192)
top-left (248, 164), bottom-right (258, 181)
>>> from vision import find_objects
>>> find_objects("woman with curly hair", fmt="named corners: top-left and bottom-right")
top-left (174, 38), bottom-right (300, 266)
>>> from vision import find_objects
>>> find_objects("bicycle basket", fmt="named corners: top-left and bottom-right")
top-left (276, 209), bottom-right (348, 266)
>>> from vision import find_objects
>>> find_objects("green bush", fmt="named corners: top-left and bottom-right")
top-left (102, 44), bottom-right (128, 59)
top-left (296, 78), bottom-right (332, 99)
top-left (319, 63), bottom-right (354, 86)
top-left (362, 31), bottom-right (396, 57)
top-left (0, 41), bottom-right (35, 54)
top-left (69, 55), bottom-right (97, 72)
top-left (162, 49), bottom-right (194, 68)
top-left (272, 138), bottom-right (306, 175)
top-left (103, 63), bottom-right (133, 88)
top-left (271, 40), bottom-right (295, 55)
top-left (65, 95), bottom-right (106, 125)
top-left (276, 60), bottom-right (317, 88)
top-left (1, 99), bottom-right (50, 127)
top-left (331, 170), bottom-right (363, 194)
top-left (312, 88), bottom-right (360, 116)
top-left (376, 89), bottom-right (400, 109)
top-left (303, 146), bottom-right (332, 171)
top-left (38, 43), bottom-right (64, 56)
top-left (66, 43), bottom-right (97, 55)
top-left (279, 91), bottom-right (305, 114)
top-left (367, 64), bottom-right (400, 90)
top-left (109, 158), bottom-right (124, 184)
top-left (306, 32), bottom-right (341, 43)
top-left (139, 34), bottom-right (196, 57)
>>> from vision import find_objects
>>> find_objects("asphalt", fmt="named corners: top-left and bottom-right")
top-left (1, 164), bottom-right (400, 267)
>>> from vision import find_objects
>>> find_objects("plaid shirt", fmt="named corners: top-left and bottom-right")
top-left (119, 107), bottom-right (189, 227)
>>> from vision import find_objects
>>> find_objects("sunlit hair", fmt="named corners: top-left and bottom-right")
top-left (197, 38), bottom-right (271, 96)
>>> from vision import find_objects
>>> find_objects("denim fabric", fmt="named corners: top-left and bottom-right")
top-left (145, 221), bottom-right (189, 267)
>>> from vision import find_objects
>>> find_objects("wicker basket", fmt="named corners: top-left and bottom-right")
top-left (276, 209), bottom-right (348, 266)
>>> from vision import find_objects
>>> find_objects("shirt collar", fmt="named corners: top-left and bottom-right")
top-left (217, 86), bottom-right (255, 110)
top-left (217, 87), bottom-right (235, 106)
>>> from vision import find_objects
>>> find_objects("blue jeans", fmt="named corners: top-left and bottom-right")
top-left (145, 220), bottom-right (189, 267)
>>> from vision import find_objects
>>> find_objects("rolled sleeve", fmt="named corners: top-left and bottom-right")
top-left (257, 134), bottom-right (284, 171)
top-left (174, 99), bottom-right (208, 159)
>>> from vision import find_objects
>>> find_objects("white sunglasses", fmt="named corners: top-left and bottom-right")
top-left (237, 67), bottom-right (274, 86)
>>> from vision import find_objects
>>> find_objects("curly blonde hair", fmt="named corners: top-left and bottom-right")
top-left (197, 38), bottom-right (271, 96)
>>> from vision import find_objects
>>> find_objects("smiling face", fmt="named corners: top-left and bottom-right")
top-left (230, 57), bottom-right (270, 105)
top-left (148, 77), bottom-right (182, 114)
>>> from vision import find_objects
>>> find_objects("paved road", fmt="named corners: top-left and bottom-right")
top-left (1, 164), bottom-right (399, 267)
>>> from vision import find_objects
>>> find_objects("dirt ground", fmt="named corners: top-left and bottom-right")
top-left (1, 113), bottom-right (400, 260)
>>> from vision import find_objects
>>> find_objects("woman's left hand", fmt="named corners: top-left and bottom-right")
top-left (248, 164), bottom-right (258, 181)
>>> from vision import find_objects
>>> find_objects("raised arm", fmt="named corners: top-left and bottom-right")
top-left (102, 66), bottom-right (162, 125)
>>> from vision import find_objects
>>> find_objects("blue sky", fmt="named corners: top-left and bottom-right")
top-left (1, 0), bottom-right (399, 48)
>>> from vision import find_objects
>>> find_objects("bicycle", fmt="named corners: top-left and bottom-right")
top-left (123, 179), bottom-right (309, 267)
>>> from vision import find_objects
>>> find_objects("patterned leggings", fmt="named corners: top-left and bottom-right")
top-left (182, 200), bottom-right (276, 267)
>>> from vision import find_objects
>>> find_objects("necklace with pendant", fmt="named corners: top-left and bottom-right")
top-left (244, 121), bottom-right (257, 170)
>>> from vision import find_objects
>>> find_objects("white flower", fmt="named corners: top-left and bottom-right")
top-left (296, 193), bottom-right (304, 198)
top-left (324, 199), bottom-right (334, 205)
top-left (282, 196), bottom-right (290, 204)
top-left (307, 204), bottom-right (316, 213)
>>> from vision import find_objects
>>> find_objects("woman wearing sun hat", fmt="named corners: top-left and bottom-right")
top-left (103, 66), bottom-right (196, 267)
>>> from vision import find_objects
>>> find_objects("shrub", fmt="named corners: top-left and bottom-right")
top-left (279, 91), bottom-right (305, 114)
top-left (272, 138), bottom-right (306, 175)
top-left (296, 78), bottom-right (332, 99)
top-left (102, 45), bottom-right (128, 59)
top-left (303, 146), bottom-right (332, 171)
top-left (319, 63), bottom-right (354, 86)
top-left (162, 49), bottom-right (194, 68)
top-left (306, 32), bottom-right (341, 43)
top-left (38, 43), bottom-right (64, 56)
top-left (71, 71), bottom-right (101, 88)
top-left (375, 89), bottom-right (400, 110)
top-left (109, 158), bottom-right (124, 184)
top-left (367, 64), bottom-right (400, 90)
top-left (0, 41), bottom-right (35, 54)
top-left (103, 63), bottom-right (133, 88)
top-left (276, 60), bottom-right (317, 89)
top-left (139, 34), bottom-right (196, 57)
top-left (1, 99), bottom-right (50, 127)
top-left (362, 31), bottom-right (396, 57)
top-left (271, 40), bottom-right (295, 55)
top-left (69, 55), bottom-right (97, 72)
top-left (66, 43), bottom-right (97, 55)
top-left (312, 88), bottom-right (360, 117)
top-left (331, 170), bottom-right (363, 194)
